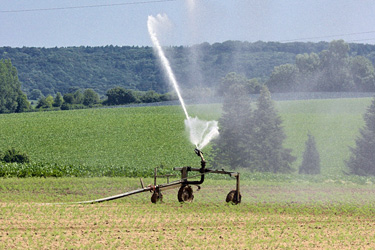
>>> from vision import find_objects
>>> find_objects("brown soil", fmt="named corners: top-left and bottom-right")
top-left (1, 202), bottom-right (375, 249)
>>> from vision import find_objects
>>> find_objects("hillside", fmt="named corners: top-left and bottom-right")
top-left (3, 41), bottom-right (375, 97)
top-left (2, 40), bottom-right (375, 99)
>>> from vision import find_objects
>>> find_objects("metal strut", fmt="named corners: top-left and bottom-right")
top-left (70, 148), bottom-right (241, 204)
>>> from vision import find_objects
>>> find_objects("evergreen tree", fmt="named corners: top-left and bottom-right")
top-left (299, 133), bottom-right (320, 174)
top-left (212, 81), bottom-right (254, 169)
top-left (213, 81), bottom-right (295, 173)
top-left (346, 97), bottom-right (375, 175)
top-left (251, 86), bottom-right (296, 173)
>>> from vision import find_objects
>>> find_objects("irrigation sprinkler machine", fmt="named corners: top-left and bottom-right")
top-left (77, 15), bottom-right (241, 205)
top-left (82, 148), bottom-right (241, 205)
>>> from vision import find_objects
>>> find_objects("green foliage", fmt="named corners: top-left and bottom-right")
top-left (83, 89), bottom-right (100, 106)
top-left (251, 86), bottom-right (296, 173)
top-left (213, 84), bottom-right (295, 173)
top-left (0, 97), bottom-right (372, 178)
top-left (105, 87), bottom-right (138, 105)
top-left (16, 93), bottom-right (30, 113)
top-left (267, 40), bottom-right (375, 92)
top-left (63, 93), bottom-right (75, 104)
top-left (2, 41), bottom-right (375, 97)
top-left (0, 41), bottom-right (331, 96)
top-left (216, 72), bottom-right (261, 96)
top-left (299, 133), bottom-right (321, 174)
top-left (53, 92), bottom-right (64, 107)
top-left (29, 89), bottom-right (44, 100)
top-left (347, 97), bottom-right (375, 175)
top-left (140, 90), bottom-right (162, 103)
top-left (36, 95), bottom-right (53, 109)
top-left (212, 82), bottom-right (253, 169)
top-left (350, 56), bottom-right (375, 92)
top-left (1, 148), bottom-right (29, 164)
top-left (0, 59), bottom-right (28, 113)
top-left (267, 64), bottom-right (299, 92)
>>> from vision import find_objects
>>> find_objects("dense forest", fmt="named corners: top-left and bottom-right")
top-left (1, 40), bottom-right (375, 97)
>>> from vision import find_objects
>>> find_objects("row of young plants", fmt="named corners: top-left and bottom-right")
top-left (0, 162), bottom-right (172, 178)
top-left (3, 160), bottom-right (375, 186)
top-left (0, 98), bottom-right (371, 179)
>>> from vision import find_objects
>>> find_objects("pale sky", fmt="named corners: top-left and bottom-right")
top-left (1, 0), bottom-right (375, 48)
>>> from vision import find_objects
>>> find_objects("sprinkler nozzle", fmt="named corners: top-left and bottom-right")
top-left (194, 148), bottom-right (206, 167)
top-left (194, 148), bottom-right (202, 157)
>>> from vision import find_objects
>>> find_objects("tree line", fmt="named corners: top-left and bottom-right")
top-left (34, 87), bottom-right (175, 111)
top-left (266, 40), bottom-right (375, 92)
top-left (0, 59), bottom-right (176, 113)
top-left (2, 40), bottom-right (375, 97)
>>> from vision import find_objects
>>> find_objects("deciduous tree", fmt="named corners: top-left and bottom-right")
top-left (0, 59), bottom-right (28, 113)
top-left (105, 87), bottom-right (138, 105)
top-left (53, 92), bottom-right (64, 107)
top-left (83, 89), bottom-right (100, 106)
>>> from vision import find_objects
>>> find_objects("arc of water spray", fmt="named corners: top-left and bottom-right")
top-left (147, 14), bottom-right (219, 150)
top-left (147, 14), bottom-right (190, 120)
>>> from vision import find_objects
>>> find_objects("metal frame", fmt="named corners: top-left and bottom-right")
top-left (78, 148), bottom-right (241, 204)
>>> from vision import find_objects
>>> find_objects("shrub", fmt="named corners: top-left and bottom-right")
top-left (1, 148), bottom-right (30, 164)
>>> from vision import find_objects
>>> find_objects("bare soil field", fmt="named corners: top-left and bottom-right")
top-left (1, 202), bottom-right (375, 249)
top-left (1, 178), bottom-right (375, 249)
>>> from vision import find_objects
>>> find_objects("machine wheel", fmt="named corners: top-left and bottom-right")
top-left (151, 191), bottom-right (163, 203)
top-left (178, 185), bottom-right (194, 202)
top-left (226, 190), bottom-right (241, 204)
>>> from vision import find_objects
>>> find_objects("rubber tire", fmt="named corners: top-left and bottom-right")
top-left (151, 191), bottom-right (163, 203)
top-left (178, 185), bottom-right (194, 202)
top-left (226, 190), bottom-right (241, 204)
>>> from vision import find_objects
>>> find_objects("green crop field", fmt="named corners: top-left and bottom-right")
top-left (0, 97), bottom-right (372, 177)
top-left (2, 97), bottom-right (375, 249)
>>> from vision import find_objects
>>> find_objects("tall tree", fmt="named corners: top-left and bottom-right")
top-left (349, 56), bottom-right (375, 92)
top-left (317, 40), bottom-right (354, 91)
top-left (299, 133), bottom-right (321, 175)
top-left (212, 77), bottom-right (254, 169)
top-left (295, 52), bottom-right (320, 91)
top-left (216, 72), bottom-right (260, 96)
top-left (346, 97), bottom-right (375, 175)
top-left (0, 59), bottom-right (28, 113)
top-left (266, 64), bottom-right (299, 92)
top-left (251, 86), bottom-right (296, 173)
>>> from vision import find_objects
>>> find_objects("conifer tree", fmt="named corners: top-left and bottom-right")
top-left (346, 97), bottom-right (375, 175)
top-left (212, 81), bottom-right (253, 169)
top-left (299, 133), bottom-right (320, 174)
top-left (251, 86), bottom-right (296, 173)
top-left (213, 84), bottom-right (295, 173)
